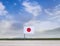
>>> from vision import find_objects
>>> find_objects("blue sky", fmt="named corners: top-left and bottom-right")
top-left (0, 0), bottom-right (60, 14)
top-left (0, 0), bottom-right (60, 38)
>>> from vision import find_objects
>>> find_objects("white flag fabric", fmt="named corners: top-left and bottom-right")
top-left (24, 26), bottom-right (34, 34)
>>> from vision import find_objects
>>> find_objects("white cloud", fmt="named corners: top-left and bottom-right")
top-left (0, 2), bottom-right (12, 34)
top-left (25, 4), bottom-right (60, 33)
top-left (24, 4), bottom-right (60, 33)
top-left (22, 1), bottom-right (42, 16)
top-left (0, 20), bottom-right (13, 34)
top-left (0, 2), bottom-right (23, 38)
top-left (45, 4), bottom-right (60, 22)
top-left (0, 2), bottom-right (8, 16)
top-left (44, 9), bottom-right (53, 16)
top-left (25, 20), bottom-right (60, 33)
top-left (35, 21), bottom-right (60, 32)
top-left (0, 17), bottom-right (24, 38)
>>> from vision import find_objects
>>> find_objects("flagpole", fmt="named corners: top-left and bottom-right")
top-left (24, 33), bottom-right (25, 40)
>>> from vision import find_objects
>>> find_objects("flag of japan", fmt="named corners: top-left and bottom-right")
top-left (24, 26), bottom-right (34, 34)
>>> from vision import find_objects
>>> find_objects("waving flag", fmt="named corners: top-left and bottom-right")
top-left (24, 26), bottom-right (34, 34)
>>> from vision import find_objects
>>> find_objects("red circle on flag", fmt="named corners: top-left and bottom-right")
top-left (27, 28), bottom-right (31, 32)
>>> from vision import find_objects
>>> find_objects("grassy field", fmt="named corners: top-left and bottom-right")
top-left (0, 38), bottom-right (60, 40)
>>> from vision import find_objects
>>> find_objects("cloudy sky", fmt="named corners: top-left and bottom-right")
top-left (0, 0), bottom-right (60, 38)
